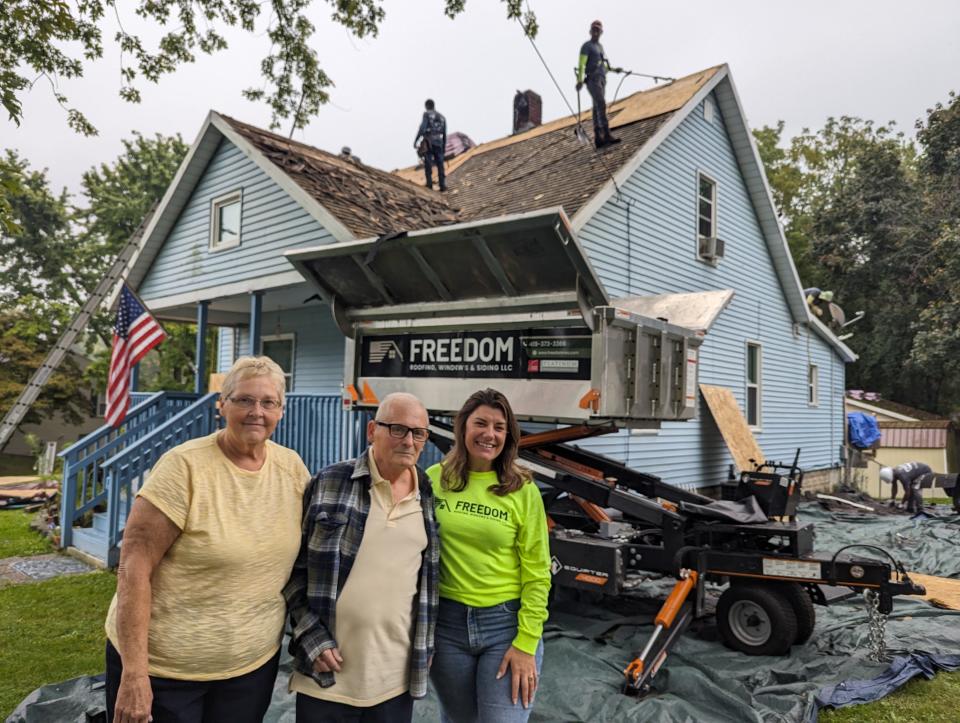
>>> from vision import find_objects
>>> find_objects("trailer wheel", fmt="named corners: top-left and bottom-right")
top-left (778, 582), bottom-right (816, 644)
top-left (717, 583), bottom-right (798, 656)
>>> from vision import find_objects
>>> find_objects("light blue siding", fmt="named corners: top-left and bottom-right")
top-left (139, 138), bottom-right (335, 300)
top-left (217, 306), bottom-right (344, 395)
top-left (577, 93), bottom-right (845, 487)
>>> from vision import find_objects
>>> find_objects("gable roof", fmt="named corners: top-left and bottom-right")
top-left (220, 115), bottom-right (458, 237)
top-left (845, 394), bottom-right (943, 421)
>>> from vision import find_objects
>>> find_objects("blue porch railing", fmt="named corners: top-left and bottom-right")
top-left (100, 393), bottom-right (221, 566)
top-left (60, 391), bottom-right (445, 566)
top-left (58, 391), bottom-right (200, 548)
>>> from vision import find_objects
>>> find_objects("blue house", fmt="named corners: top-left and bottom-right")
top-left (60, 65), bottom-right (854, 566)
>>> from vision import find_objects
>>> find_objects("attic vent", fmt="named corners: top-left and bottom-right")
top-left (698, 236), bottom-right (725, 261)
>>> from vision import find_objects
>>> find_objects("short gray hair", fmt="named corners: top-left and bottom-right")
top-left (221, 356), bottom-right (286, 405)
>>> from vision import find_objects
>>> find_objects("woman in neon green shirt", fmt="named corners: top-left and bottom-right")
top-left (428, 388), bottom-right (551, 722)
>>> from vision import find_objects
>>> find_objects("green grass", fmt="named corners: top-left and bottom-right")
top-left (0, 571), bottom-right (116, 719)
top-left (820, 668), bottom-right (960, 721)
top-left (0, 454), bottom-right (36, 477)
top-left (0, 510), bottom-right (52, 558)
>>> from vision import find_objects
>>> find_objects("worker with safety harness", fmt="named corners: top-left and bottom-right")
top-left (880, 461), bottom-right (933, 515)
top-left (414, 98), bottom-right (447, 191)
top-left (575, 19), bottom-right (622, 149)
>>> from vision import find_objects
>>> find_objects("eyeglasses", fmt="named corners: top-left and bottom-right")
top-left (375, 421), bottom-right (430, 442)
top-left (227, 396), bottom-right (282, 411)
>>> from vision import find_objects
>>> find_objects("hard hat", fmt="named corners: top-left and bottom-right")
top-left (879, 467), bottom-right (893, 484)
top-left (590, 19), bottom-right (603, 31)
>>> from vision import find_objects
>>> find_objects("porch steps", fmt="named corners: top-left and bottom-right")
top-left (69, 507), bottom-right (128, 565)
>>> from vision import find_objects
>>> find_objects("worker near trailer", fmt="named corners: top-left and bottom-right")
top-left (284, 392), bottom-right (440, 722)
top-left (575, 19), bottom-right (622, 149)
top-left (428, 388), bottom-right (551, 720)
top-left (414, 99), bottom-right (447, 191)
top-left (105, 356), bottom-right (310, 723)
top-left (880, 461), bottom-right (933, 514)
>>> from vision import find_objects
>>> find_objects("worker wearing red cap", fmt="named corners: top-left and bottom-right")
top-left (576, 19), bottom-right (622, 148)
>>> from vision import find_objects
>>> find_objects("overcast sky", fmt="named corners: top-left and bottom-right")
top-left (3, 0), bottom-right (958, 199)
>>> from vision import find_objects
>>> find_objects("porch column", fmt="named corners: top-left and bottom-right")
top-left (249, 291), bottom-right (264, 357)
top-left (195, 300), bottom-right (209, 395)
top-left (130, 363), bottom-right (140, 391)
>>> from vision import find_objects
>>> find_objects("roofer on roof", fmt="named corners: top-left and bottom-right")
top-left (414, 99), bottom-right (448, 191)
top-left (576, 19), bottom-right (622, 149)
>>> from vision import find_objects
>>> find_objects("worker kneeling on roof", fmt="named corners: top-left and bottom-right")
top-left (880, 461), bottom-right (933, 515)
top-left (576, 19), bottom-right (622, 149)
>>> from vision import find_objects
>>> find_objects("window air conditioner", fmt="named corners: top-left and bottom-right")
top-left (699, 236), bottom-right (725, 260)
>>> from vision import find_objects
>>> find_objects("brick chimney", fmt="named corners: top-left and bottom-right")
top-left (512, 90), bottom-right (542, 134)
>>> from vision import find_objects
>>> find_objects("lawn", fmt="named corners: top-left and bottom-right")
top-left (0, 571), bottom-right (116, 719)
top-left (0, 510), bottom-right (52, 558)
top-left (820, 668), bottom-right (960, 722)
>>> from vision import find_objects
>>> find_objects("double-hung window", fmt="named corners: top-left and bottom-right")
top-left (210, 191), bottom-right (242, 251)
top-left (746, 342), bottom-right (762, 428)
top-left (697, 172), bottom-right (723, 262)
top-left (808, 363), bottom-right (819, 406)
top-left (261, 334), bottom-right (295, 391)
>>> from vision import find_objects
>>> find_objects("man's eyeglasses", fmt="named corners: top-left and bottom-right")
top-left (375, 421), bottom-right (429, 442)
top-left (227, 396), bottom-right (282, 411)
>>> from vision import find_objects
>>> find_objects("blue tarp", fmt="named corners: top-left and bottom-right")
top-left (847, 412), bottom-right (881, 449)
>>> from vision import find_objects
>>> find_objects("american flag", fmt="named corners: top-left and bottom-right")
top-left (105, 286), bottom-right (167, 427)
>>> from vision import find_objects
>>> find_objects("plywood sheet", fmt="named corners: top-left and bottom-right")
top-left (700, 384), bottom-right (765, 472)
top-left (907, 572), bottom-right (960, 611)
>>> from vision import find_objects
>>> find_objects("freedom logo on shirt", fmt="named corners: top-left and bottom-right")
top-left (435, 496), bottom-right (510, 523)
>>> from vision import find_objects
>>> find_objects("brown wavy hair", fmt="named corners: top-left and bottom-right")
top-left (440, 388), bottom-right (532, 496)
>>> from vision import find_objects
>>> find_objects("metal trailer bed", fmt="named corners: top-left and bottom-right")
top-left (286, 208), bottom-right (924, 695)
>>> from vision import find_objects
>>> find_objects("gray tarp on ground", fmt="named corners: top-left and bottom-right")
top-left (9, 503), bottom-right (960, 723)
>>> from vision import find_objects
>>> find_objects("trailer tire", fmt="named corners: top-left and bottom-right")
top-left (717, 583), bottom-right (798, 656)
top-left (779, 582), bottom-right (816, 644)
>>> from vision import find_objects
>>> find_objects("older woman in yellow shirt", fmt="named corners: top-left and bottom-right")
top-left (104, 356), bottom-right (310, 723)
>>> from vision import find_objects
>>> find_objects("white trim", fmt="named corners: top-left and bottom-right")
top-left (808, 363), bottom-right (819, 407)
top-left (695, 170), bottom-right (718, 265)
top-left (260, 332), bottom-right (296, 390)
top-left (845, 397), bottom-right (917, 422)
top-left (745, 340), bottom-right (762, 430)
top-left (210, 113), bottom-right (355, 243)
top-left (209, 189), bottom-right (243, 251)
top-left (140, 270), bottom-right (306, 310)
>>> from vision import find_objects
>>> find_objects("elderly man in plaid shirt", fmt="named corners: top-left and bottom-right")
top-left (284, 392), bottom-right (440, 722)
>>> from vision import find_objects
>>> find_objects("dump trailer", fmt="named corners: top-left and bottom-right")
top-left (287, 208), bottom-right (924, 695)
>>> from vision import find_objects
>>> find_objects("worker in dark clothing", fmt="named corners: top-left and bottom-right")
top-left (880, 462), bottom-right (933, 514)
top-left (576, 19), bottom-right (621, 149)
top-left (414, 99), bottom-right (447, 191)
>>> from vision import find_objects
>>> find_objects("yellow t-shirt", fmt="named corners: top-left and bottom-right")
top-left (105, 432), bottom-right (310, 680)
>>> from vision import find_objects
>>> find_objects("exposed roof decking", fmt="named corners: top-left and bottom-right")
top-left (221, 115), bottom-right (459, 237)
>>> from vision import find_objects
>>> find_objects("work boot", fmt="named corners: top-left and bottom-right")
top-left (605, 133), bottom-right (621, 145)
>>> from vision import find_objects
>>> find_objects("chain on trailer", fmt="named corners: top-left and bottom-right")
top-left (284, 208), bottom-right (924, 695)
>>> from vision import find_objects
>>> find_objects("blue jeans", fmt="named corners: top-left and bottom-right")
top-left (430, 597), bottom-right (544, 723)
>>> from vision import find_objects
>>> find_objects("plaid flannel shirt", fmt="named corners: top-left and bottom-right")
top-left (283, 448), bottom-right (440, 698)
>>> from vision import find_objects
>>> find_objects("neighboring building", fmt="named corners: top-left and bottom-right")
top-left (122, 63), bottom-right (852, 490)
top-left (845, 391), bottom-right (958, 499)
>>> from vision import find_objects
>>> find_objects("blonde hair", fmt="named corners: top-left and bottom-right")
top-left (221, 356), bottom-right (286, 405)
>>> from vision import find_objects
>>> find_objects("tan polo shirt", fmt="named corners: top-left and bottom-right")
top-left (290, 452), bottom-right (428, 706)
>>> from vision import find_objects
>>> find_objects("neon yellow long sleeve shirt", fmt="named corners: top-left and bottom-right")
top-left (427, 464), bottom-right (551, 655)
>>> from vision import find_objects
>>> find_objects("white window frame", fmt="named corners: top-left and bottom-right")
top-left (209, 190), bottom-right (243, 251)
top-left (260, 333), bottom-right (296, 391)
top-left (808, 363), bottom-right (819, 407)
top-left (745, 341), bottom-right (762, 430)
top-left (695, 171), bottom-right (719, 264)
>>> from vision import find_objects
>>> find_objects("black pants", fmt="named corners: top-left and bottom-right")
top-left (423, 143), bottom-right (446, 190)
top-left (295, 692), bottom-right (414, 722)
top-left (105, 641), bottom-right (279, 723)
top-left (586, 75), bottom-right (609, 141)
